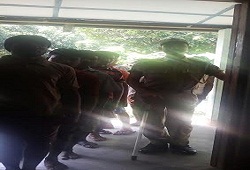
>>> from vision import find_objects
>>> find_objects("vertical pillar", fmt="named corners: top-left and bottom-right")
top-left (211, 29), bottom-right (231, 123)
top-left (211, 2), bottom-right (250, 169)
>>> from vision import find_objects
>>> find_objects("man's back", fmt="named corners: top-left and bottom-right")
top-left (0, 55), bottom-right (79, 116)
top-left (0, 35), bottom-right (81, 170)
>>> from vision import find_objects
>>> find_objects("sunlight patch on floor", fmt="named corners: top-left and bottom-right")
top-left (110, 118), bottom-right (122, 129)
top-left (0, 163), bottom-right (4, 169)
top-left (110, 117), bottom-right (137, 129)
top-left (192, 99), bottom-right (214, 126)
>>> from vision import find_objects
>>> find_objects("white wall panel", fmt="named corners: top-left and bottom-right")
top-left (0, 7), bottom-right (53, 17)
top-left (0, 0), bottom-right (54, 6)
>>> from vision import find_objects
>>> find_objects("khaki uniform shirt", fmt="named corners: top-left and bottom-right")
top-left (130, 57), bottom-right (221, 93)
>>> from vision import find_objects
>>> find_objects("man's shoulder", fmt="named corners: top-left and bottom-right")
top-left (134, 58), bottom-right (163, 64)
top-left (132, 58), bottom-right (168, 71)
top-left (180, 57), bottom-right (209, 70)
top-left (48, 61), bottom-right (68, 68)
top-left (48, 61), bottom-right (75, 73)
top-left (86, 68), bottom-right (112, 80)
top-left (0, 55), bottom-right (13, 63)
top-left (187, 56), bottom-right (212, 65)
top-left (0, 55), bottom-right (11, 59)
top-left (76, 69), bottom-right (99, 79)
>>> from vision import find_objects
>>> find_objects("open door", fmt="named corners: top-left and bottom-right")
top-left (211, 2), bottom-right (250, 169)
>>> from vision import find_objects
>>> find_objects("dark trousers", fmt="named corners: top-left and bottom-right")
top-left (46, 113), bottom-right (94, 158)
top-left (0, 115), bottom-right (59, 170)
top-left (46, 124), bottom-right (76, 160)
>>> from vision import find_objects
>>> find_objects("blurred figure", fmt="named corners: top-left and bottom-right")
top-left (0, 35), bottom-right (80, 170)
top-left (44, 48), bottom-right (86, 169)
top-left (77, 50), bottom-right (122, 141)
top-left (94, 51), bottom-right (135, 135)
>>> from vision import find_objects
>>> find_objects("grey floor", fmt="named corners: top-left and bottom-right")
top-left (0, 121), bottom-right (219, 170)
top-left (33, 123), bottom-right (220, 170)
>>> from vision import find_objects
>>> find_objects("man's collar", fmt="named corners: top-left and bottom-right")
top-left (5, 55), bottom-right (49, 66)
top-left (164, 54), bottom-right (186, 60)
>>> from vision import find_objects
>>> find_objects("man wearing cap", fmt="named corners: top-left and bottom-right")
top-left (0, 35), bottom-right (80, 170)
top-left (127, 38), bottom-right (225, 155)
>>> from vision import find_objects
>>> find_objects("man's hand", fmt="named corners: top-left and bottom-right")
top-left (127, 94), bottom-right (135, 105)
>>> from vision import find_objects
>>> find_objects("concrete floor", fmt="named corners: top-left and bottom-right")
top-left (0, 119), bottom-right (220, 170)
top-left (30, 123), bottom-right (220, 170)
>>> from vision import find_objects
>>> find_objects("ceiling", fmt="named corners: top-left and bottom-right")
top-left (0, 0), bottom-right (238, 31)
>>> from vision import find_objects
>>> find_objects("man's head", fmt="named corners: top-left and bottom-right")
top-left (77, 50), bottom-right (98, 69)
top-left (4, 35), bottom-right (51, 57)
top-left (160, 38), bottom-right (189, 58)
top-left (48, 48), bottom-right (81, 68)
top-left (94, 51), bottom-right (119, 67)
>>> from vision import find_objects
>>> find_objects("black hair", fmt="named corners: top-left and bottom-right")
top-left (49, 48), bottom-right (81, 60)
top-left (94, 51), bottom-right (119, 66)
top-left (4, 35), bottom-right (51, 52)
top-left (95, 51), bottom-right (119, 60)
top-left (78, 50), bottom-right (97, 60)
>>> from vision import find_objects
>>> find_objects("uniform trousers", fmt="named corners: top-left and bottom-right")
top-left (138, 90), bottom-right (198, 146)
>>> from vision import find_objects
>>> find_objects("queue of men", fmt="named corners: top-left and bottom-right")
top-left (0, 35), bottom-right (225, 170)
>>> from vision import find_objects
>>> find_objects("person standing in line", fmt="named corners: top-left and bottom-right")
top-left (94, 51), bottom-right (135, 135)
top-left (77, 50), bottom-right (122, 141)
top-left (45, 49), bottom-right (100, 166)
top-left (0, 35), bottom-right (80, 170)
top-left (127, 38), bottom-right (225, 155)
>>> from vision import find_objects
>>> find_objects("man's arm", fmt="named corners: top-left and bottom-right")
top-left (127, 70), bottom-right (144, 93)
top-left (59, 67), bottom-right (81, 123)
top-left (76, 71), bottom-right (100, 112)
top-left (196, 76), bottom-right (215, 104)
top-left (202, 76), bottom-right (215, 97)
top-left (102, 74), bottom-right (123, 110)
top-left (205, 63), bottom-right (226, 81)
top-left (127, 65), bottom-right (163, 104)
top-left (213, 70), bottom-right (226, 81)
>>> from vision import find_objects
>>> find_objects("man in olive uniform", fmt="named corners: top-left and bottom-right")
top-left (0, 35), bottom-right (80, 170)
top-left (127, 38), bottom-right (225, 155)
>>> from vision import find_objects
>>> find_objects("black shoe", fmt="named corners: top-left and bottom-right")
top-left (61, 151), bottom-right (80, 160)
top-left (170, 144), bottom-right (197, 155)
top-left (44, 159), bottom-right (68, 170)
top-left (139, 143), bottom-right (169, 154)
top-left (5, 166), bottom-right (21, 170)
